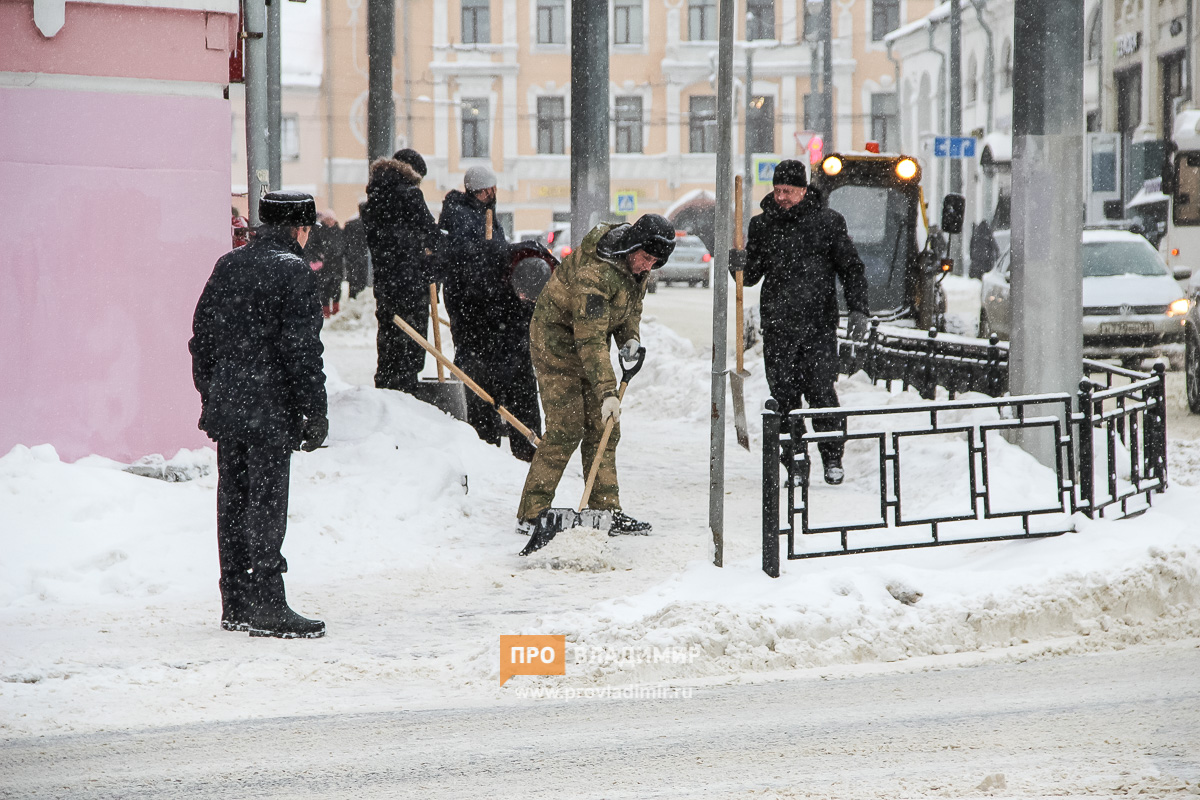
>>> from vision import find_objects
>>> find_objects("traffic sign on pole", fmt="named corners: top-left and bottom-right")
top-left (614, 191), bottom-right (637, 215)
top-left (933, 136), bottom-right (977, 158)
top-left (753, 158), bottom-right (779, 185)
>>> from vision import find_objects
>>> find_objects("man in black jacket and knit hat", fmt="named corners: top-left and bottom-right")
top-left (190, 191), bottom-right (328, 639)
top-left (365, 148), bottom-right (443, 391)
top-left (439, 166), bottom-right (542, 462)
top-left (742, 159), bottom-right (870, 486)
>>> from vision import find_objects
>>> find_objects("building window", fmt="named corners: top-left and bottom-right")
top-left (870, 93), bottom-right (899, 152)
top-left (871, 0), bottom-right (899, 41)
top-left (461, 98), bottom-right (489, 158)
top-left (1000, 38), bottom-right (1013, 90)
top-left (537, 0), bottom-right (565, 45)
top-left (1162, 51), bottom-right (1186, 142)
top-left (614, 0), bottom-right (643, 45)
top-left (688, 0), bottom-right (716, 41)
top-left (281, 113), bottom-right (300, 160)
top-left (537, 96), bottom-right (565, 154)
top-left (689, 95), bottom-right (717, 153)
top-left (747, 0), bottom-right (774, 40)
top-left (966, 53), bottom-right (978, 105)
top-left (747, 95), bottom-right (774, 154)
top-left (615, 96), bottom-right (644, 153)
top-left (462, 0), bottom-right (489, 45)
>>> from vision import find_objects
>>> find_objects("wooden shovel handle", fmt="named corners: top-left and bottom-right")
top-left (485, 209), bottom-right (493, 241)
top-left (578, 380), bottom-right (629, 512)
top-left (429, 283), bottom-right (445, 382)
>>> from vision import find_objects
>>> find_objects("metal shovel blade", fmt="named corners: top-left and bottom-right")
top-left (729, 369), bottom-right (751, 451)
top-left (518, 508), bottom-right (615, 556)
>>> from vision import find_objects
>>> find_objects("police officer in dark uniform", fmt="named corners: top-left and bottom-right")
top-left (190, 191), bottom-right (328, 639)
top-left (742, 159), bottom-right (869, 486)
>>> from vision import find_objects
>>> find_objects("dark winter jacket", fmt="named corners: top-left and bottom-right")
top-left (342, 203), bottom-right (370, 297)
top-left (364, 158), bottom-right (442, 294)
top-left (304, 221), bottom-right (344, 304)
top-left (744, 188), bottom-right (869, 337)
top-left (437, 189), bottom-right (523, 357)
top-left (189, 227), bottom-right (327, 448)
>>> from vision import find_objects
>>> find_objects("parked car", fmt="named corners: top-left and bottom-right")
top-left (543, 223), bottom-right (572, 262)
top-left (979, 229), bottom-right (1191, 369)
top-left (1184, 271), bottom-right (1200, 411)
top-left (647, 233), bottom-right (711, 292)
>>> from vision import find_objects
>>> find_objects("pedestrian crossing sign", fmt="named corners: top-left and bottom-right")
top-left (614, 192), bottom-right (638, 214)
top-left (754, 158), bottom-right (779, 185)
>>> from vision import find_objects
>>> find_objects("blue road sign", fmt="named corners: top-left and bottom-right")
top-left (754, 158), bottom-right (779, 185)
top-left (934, 136), bottom-right (977, 158)
top-left (614, 192), bottom-right (637, 214)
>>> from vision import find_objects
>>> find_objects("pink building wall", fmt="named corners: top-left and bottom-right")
top-left (0, 0), bottom-right (236, 462)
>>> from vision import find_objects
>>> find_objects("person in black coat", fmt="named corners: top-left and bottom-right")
top-left (365, 148), bottom-right (443, 391)
top-left (342, 202), bottom-right (371, 298)
top-left (438, 166), bottom-right (542, 462)
top-left (742, 159), bottom-right (870, 486)
top-left (189, 191), bottom-right (328, 639)
top-left (305, 210), bottom-right (344, 316)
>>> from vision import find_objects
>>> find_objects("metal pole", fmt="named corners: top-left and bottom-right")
top-left (244, 0), bottom-right (269, 226)
top-left (1010, 0), bottom-right (1084, 466)
top-left (267, 0), bottom-right (282, 190)
top-left (402, 0), bottom-right (413, 147)
top-left (367, 0), bottom-right (395, 162)
top-left (822, 0), bottom-right (833, 148)
top-left (323, 0), bottom-right (335, 207)
top-left (570, 0), bottom-right (609, 246)
top-left (744, 39), bottom-right (754, 233)
top-left (710, 0), bottom-right (735, 567)
top-left (949, 0), bottom-right (962, 196)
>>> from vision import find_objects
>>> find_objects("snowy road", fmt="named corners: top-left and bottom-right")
top-left (3, 640), bottom-right (1197, 798)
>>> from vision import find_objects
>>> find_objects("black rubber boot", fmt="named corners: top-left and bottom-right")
top-left (247, 572), bottom-right (325, 639)
top-left (823, 457), bottom-right (845, 486)
top-left (609, 510), bottom-right (652, 535)
top-left (219, 571), bottom-right (252, 632)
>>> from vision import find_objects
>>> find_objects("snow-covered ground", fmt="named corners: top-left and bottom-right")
top-left (2, 291), bottom-right (1199, 744)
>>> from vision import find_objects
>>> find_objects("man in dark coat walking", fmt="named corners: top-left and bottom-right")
top-left (190, 191), bottom-right (328, 639)
top-left (342, 201), bottom-right (371, 298)
top-left (365, 148), bottom-right (443, 391)
top-left (742, 159), bottom-right (870, 486)
top-left (305, 210), bottom-right (344, 316)
top-left (439, 166), bottom-right (542, 462)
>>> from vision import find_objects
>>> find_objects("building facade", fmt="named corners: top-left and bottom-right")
top-left (318, 0), bottom-right (936, 233)
top-left (2, 0), bottom-right (237, 461)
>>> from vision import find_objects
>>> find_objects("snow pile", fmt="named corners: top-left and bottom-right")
top-left (324, 286), bottom-right (376, 334)
top-left (521, 526), bottom-right (627, 573)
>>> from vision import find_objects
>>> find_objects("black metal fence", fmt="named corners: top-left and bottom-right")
top-left (761, 346), bottom-right (1168, 576)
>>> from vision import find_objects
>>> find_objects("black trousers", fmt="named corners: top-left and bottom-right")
top-left (763, 328), bottom-right (844, 464)
top-left (217, 440), bottom-right (292, 578)
top-left (456, 349), bottom-right (542, 463)
top-left (375, 281), bottom-right (429, 391)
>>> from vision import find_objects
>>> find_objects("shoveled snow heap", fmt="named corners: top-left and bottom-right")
top-left (1, 318), bottom-right (1198, 736)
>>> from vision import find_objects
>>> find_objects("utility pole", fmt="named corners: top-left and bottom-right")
top-left (267, 0), bottom-right (282, 190)
top-left (402, 0), bottom-right (413, 147)
top-left (744, 33), bottom-right (755, 231)
top-left (710, 0), bottom-right (736, 567)
top-left (367, 0), bottom-right (395, 162)
top-left (1010, 0), bottom-right (1084, 466)
top-left (949, 0), bottom-right (962, 197)
top-left (244, 0), bottom-right (269, 225)
top-left (822, 0), bottom-right (833, 148)
top-left (569, 0), bottom-right (609, 245)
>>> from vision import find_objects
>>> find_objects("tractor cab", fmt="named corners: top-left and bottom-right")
top-left (810, 147), bottom-right (958, 330)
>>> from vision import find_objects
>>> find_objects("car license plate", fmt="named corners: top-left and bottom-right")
top-left (1099, 322), bottom-right (1153, 335)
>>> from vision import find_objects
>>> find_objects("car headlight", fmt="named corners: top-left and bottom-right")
top-left (1168, 297), bottom-right (1190, 316)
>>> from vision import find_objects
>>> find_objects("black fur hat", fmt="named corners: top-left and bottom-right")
top-left (259, 191), bottom-right (317, 226)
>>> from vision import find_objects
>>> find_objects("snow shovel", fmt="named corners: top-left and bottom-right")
top-left (392, 314), bottom-right (541, 447)
top-left (728, 175), bottom-right (751, 451)
top-left (519, 346), bottom-right (646, 556)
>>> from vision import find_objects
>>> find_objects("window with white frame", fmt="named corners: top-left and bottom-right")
top-left (747, 0), bottom-right (774, 40)
top-left (871, 0), bottom-right (899, 41)
top-left (461, 98), bottom-right (489, 158)
top-left (614, 0), bottom-right (643, 45)
top-left (462, 0), bottom-right (490, 44)
top-left (870, 93), bottom-right (898, 152)
top-left (615, 96), bottom-right (643, 153)
top-left (688, 0), bottom-right (716, 41)
top-left (537, 0), bottom-right (565, 45)
top-left (537, 96), bottom-right (565, 154)
top-left (281, 114), bottom-right (300, 160)
top-left (689, 95), bottom-right (717, 153)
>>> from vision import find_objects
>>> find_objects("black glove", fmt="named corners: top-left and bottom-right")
top-left (300, 415), bottom-right (328, 452)
top-left (847, 311), bottom-right (870, 342)
top-left (728, 249), bottom-right (748, 280)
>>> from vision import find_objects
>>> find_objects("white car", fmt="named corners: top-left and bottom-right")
top-left (979, 229), bottom-right (1190, 368)
top-left (647, 234), bottom-right (712, 292)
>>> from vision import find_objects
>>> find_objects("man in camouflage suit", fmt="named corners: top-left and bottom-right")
top-left (516, 214), bottom-right (676, 541)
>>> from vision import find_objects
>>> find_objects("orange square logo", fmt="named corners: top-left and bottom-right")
top-left (500, 635), bottom-right (566, 685)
